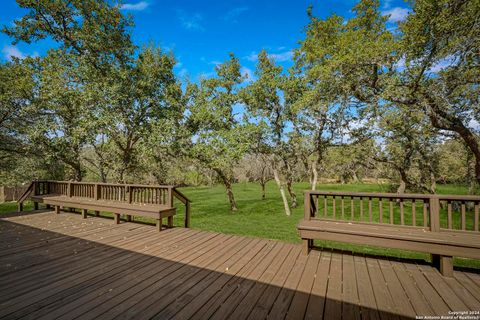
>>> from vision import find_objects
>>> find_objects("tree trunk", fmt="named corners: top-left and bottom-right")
top-left (273, 168), bottom-right (291, 216)
top-left (286, 179), bottom-right (297, 208)
top-left (430, 171), bottom-right (436, 194)
top-left (260, 181), bottom-right (266, 200)
top-left (311, 163), bottom-right (318, 191)
top-left (426, 101), bottom-right (480, 185)
top-left (216, 169), bottom-right (238, 211)
top-left (397, 169), bottom-right (408, 194)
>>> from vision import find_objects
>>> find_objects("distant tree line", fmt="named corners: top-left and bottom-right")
top-left (0, 0), bottom-right (479, 214)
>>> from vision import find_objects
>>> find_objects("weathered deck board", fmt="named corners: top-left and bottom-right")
top-left (0, 211), bottom-right (479, 320)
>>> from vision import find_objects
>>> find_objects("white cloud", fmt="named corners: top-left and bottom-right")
top-left (241, 66), bottom-right (255, 82)
top-left (383, 0), bottom-right (393, 9)
top-left (222, 7), bottom-right (248, 23)
top-left (120, 1), bottom-right (150, 11)
top-left (2, 45), bottom-right (25, 60)
top-left (429, 55), bottom-right (456, 73)
top-left (2, 45), bottom-right (38, 61)
top-left (178, 68), bottom-right (189, 78)
top-left (468, 119), bottom-right (480, 131)
top-left (269, 51), bottom-right (294, 62)
top-left (177, 10), bottom-right (204, 31)
top-left (382, 7), bottom-right (409, 22)
top-left (246, 50), bottom-right (293, 62)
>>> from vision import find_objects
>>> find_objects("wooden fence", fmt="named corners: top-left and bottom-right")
top-left (0, 186), bottom-right (29, 203)
top-left (304, 190), bottom-right (480, 233)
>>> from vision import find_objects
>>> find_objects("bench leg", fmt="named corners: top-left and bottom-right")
top-left (302, 239), bottom-right (311, 255)
top-left (55, 206), bottom-right (60, 214)
top-left (168, 216), bottom-right (173, 228)
top-left (113, 213), bottom-right (120, 224)
top-left (18, 202), bottom-right (23, 212)
top-left (126, 215), bottom-right (132, 222)
top-left (157, 219), bottom-right (163, 232)
top-left (439, 256), bottom-right (453, 277)
top-left (33, 202), bottom-right (39, 210)
top-left (82, 209), bottom-right (88, 219)
top-left (46, 204), bottom-right (51, 209)
top-left (94, 211), bottom-right (100, 217)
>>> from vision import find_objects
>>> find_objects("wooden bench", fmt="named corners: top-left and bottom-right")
top-left (298, 191), bottom-right (480, 277)
top-left (31, 194), bottom-right (176, 231)
top-left (18, 180), bottom-right (192, 231)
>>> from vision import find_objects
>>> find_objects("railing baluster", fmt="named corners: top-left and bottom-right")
top-left (351, 197), bottom-right (354, 220)
top-left (360, 197), bottom-right (363, 221)
top-left (447, 201), bottom-right (452, 229)
top-left (332, 196), bottom-right (336, 219)
top-left (412, 199), bottom-right (416, 227)
top-left (400, 199), bottom-right (404, 225)
top-left (368, 197), bottom-right (372, 222)
top-left (475, 202), bottom-right (479, 232)
top-left (423, 200), bottom-right (428, 227)
top-left (341, 196), bottom-right (345, 219)
top-left (461, 201), bottom-right (466, 230)
top-left (389, 199), bottom-right (393, 224)
top-left (379, 198), bottom-right (383, 224)
top-left (324, 196), bottom-right (327, 217)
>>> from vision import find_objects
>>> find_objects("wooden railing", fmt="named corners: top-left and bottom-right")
top-left (304, 191), bottom-right (480, 233)
top-left (20, 180), bottom-right (192, 227)
top-left (17, 181), bottom-right (34, 212)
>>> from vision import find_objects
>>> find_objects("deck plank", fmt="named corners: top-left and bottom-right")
top-left (285, 249), bottom-right (321, 320)
top-left (304, 250), bottom-right (332, 320)
top-left (377, 259), bottom-right (416, 319)
top-left (323, 251), bottom-right (343, 320)
top-left (354, 255), bottom-right (381, 320)
top-left (341, 254), bottom-right (361, 320)
top-left (247, 246), bottom-right (302, 320)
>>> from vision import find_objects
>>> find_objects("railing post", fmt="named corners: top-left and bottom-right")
top-left (68, 182), bottom-right (73, 197)
top-left (94, 184), bottom-right (99, 200)
top-left (33, 180), bottom-right (38, 196)
top-left (304, 191), bottom-right (311, 220)
top-left (167, 187), bottom-right (173, 207)
top-left (128, 186), bottom-right (133, 204)
top-left (185, 200), bottom-right (191, 228)
top-left (429, 195), bottom-right (440, 232)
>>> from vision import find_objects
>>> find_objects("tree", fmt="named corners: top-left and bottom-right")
top-left (187, 54), bottom-right (255, 211)
top-left (23, 51), bottom-right (99, 181)
top-left (242, 153), bottom-right (273, 200)
top-left (372, 105), bottom-right (439, 193)
top-left (3, 0), bottom-right (135, 69)
top-left (96, 46), bottom-right (181, 182)
top-left (391, 0), bottom-right (480, 185)
top-left (298, 0), bottom-right (480, 189)
top-left (241, 50), bottom-right (299, 215)
top-left (294, 1), bottom-right (391, 190)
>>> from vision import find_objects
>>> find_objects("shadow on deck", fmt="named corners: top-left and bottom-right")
top-left (0, 210), bottom-right (479, 320)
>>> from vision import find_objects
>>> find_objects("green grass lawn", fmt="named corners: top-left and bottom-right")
top-left (1, 181), bottom-right (478, 269)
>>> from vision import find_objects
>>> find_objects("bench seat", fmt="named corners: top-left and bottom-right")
top-left (298, 219), bottom-right (480, 276)
top-left (32, 194), bottom-right (176, 231)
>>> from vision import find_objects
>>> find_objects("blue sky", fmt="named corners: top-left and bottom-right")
top-left (0, 0), bottom-right (410, 82)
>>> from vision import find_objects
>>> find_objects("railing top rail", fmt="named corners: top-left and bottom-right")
top-left (173, 188), bottom-right (192, 204)
top-left (17, 181), bottom-right (34, 203)
top-left (304, 190), bottom-right (480, 201)
top-left (37, 180), bottom-right (174, 189)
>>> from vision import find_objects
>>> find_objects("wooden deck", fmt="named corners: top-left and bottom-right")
top-left (1, 211), bottom-right (479, 320)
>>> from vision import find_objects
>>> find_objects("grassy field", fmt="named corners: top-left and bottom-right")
top-left (1, 181), bottom-right (478, 269)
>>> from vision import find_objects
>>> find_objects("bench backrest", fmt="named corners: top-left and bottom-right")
top-left (34, 180), bottom-right (175, 207)
top-left (304, 190), bottom-right (480, 233)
